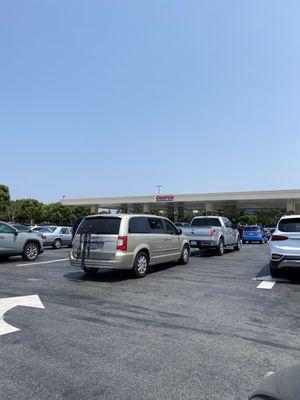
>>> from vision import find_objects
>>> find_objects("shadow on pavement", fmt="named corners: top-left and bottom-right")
top-left (64, 261), bottom-right (179, 283)
top-left (255, 263), bottom-right (300, 284)
top-left (190, 248), bottom-right (234, 258)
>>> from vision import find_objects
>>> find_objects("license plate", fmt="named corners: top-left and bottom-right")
top-left (191, 241), bottom-right (198, 246)
top-left (89, 242), bottom-right (103, 250)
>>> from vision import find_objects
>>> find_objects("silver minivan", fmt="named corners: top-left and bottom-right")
top-left (70, 214), bottom-right (190, 278)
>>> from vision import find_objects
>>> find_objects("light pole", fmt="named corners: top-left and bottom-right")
top-left (155, 185), bottom-right (163, 195)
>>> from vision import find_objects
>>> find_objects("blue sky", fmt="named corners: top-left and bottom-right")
top-left (1, 0), bottom-right (300, 202)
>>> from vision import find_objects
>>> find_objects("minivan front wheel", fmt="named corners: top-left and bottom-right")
top-left (179, 244), bottom-right (190, 265)
top-left (133, 252), bottom-right (149, 278)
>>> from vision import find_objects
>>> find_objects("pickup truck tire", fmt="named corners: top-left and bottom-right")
top-left (179, 244), bottom-right (190, 265)
top-left (132, 251), bottom-right (149, 278)
top-left (216, 238), bottom-right (224, 256)
top-left (22, 242), bottom-right (39, 261)
top-left (234, 237), bottom-right (241, 251)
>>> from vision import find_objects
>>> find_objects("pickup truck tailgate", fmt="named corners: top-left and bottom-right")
top-left (181, 227), bottom-right (213, 240)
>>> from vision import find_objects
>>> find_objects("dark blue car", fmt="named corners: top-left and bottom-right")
top-left (242, 226), bottom-right (267, 244)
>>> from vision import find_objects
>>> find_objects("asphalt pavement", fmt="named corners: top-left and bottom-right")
top-left (0, 244), bottom-right (299, 400)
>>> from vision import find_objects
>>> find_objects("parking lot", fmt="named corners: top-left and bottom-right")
top-left (0, 245), bottom-right (299, 400)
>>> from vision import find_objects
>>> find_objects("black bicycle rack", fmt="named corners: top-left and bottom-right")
top-left (78, 232), bottom-right (91, 269)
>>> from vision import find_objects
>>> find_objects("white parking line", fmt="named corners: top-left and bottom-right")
top-left (257, 281), bottom-right (276, 290)
top-left (17, 258), bottom-right (69, 267)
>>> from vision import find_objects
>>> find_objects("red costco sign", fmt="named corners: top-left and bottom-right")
top-left (155, 195), bottom-right (175, 202)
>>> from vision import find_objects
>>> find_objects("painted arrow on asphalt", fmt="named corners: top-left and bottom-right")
top-left (0, 295), bottom-right (45, 336)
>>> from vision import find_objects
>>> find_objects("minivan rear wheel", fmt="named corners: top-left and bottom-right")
top-left (133, 251), bottom-right (149, 278)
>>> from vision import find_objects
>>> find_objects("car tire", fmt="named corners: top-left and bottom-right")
top-left (132, 251), bottom-right (149, 278)
top-left (242, 240), bottom-right (246, 244)
top-left (53, 239), bottom-right (62, 249)
top-left (234, 237), bottom-right (241, 251)
top-left (179, 244), bottom-right (190, 264)
top-left (0, 255), bottom-right (9, 262)
top-left (216, 238), bottom-right (224, 256)
top-left (83, 267), bottom-right (99, 276)
top-left (22, 242), bottom-right (39, 261)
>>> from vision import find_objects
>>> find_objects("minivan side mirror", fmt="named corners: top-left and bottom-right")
top-left (177, 228), bottom-right (182, 235)
top-left (14, 230), bottom-right (19, 236)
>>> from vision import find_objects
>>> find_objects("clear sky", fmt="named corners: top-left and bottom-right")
top-left (1, 0), bottom-right (300, 203)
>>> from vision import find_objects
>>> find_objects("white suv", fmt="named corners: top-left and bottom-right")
top-left (269, 215), bottom-right (300, 277)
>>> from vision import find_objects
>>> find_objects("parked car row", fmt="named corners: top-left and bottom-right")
top-left (0, 221), bottom-right (73, 262)
top-left (2, 213), bottom-right (300, 280)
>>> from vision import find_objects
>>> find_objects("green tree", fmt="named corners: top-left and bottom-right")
top-left (0, 185), bottom-right (10, 219)
top-left (16, 199), bottom-right (45, 225)
top-left (6, 200), bottom-right (23, 223)
top-left (44, 203), bottom-right (90, 225)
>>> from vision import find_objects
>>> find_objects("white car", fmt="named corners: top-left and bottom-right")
top-left (269, 215), bottom-right (300, 277)
top-left (39, 226), bottom-right (73, 249)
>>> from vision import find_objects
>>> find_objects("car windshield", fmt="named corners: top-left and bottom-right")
top-left (78, 217), bottom-right (121, 235)
top-left (278, 218), bottom-right (300, 232)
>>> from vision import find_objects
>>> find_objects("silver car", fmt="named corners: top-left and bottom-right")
top-left (0, 221), bottom-right (43, 261)
top-left (40, 226), bottom-right (73, 249)
top-left (269, 215), bottom-right (300, 277)
top-left (70, 214), bottom-right (190, 278)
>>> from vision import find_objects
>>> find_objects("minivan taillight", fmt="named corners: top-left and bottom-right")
top-left (271, 235), bottom-right (288, 241)
top-left (117, 236), bottom-right (128, 251)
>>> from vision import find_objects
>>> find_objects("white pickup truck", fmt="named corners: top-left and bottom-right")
top-left (180, 216), bottom-right (241, 255)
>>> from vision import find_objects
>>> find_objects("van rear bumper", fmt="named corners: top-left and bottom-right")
top-left (69, 251), bottom-right (134, 270)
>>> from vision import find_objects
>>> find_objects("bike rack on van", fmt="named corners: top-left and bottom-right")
top-left (78, 232), bottom-right (91, 269)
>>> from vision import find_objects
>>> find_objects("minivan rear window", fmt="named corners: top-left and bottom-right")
top-left (278, 218), bottom-right (300, 232)
top-left (78, 217), bottom-right (121, 235)
top-left (191, 218), bottom-right (222, 227)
